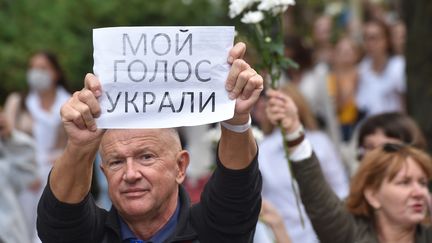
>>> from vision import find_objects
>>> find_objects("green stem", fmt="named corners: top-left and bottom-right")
top-left (255, 23), bottom-right (264, 38)
top-left (271, 80), bottom-right (305, 229)
top-left (247, 8), bottom-right (305, 229)
top-left (270, 63), bottom-right (281, 87)
top-left (280, 124), bottom-right (305, 228)
top-left (279, 11), bottom-right (284, 42)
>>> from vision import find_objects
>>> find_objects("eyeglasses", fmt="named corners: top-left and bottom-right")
top-left (357, 142), bottom-right (407, 161)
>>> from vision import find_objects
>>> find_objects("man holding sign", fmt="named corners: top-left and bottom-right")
top-left (37, 27), bottom-right (263, 243)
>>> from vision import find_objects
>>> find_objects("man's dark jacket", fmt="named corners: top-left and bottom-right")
top-left (37, 154), bottom-right (262, 243)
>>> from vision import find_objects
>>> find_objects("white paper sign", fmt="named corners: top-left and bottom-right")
top-left (93, 26), bottom-right (235, 128)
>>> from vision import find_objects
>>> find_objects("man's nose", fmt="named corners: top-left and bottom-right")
top-left (123, 159), bottom-right (141, 183)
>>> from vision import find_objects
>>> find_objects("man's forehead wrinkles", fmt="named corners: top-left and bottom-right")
top-left (99, 129), bottom-right (180, 160)
top-left (101, 135), bottom-right (161, 159)
top-left (104, 137), bottom-right (161, 152)
top-left (118, 136), bottom-right (159, 145)
top-left (103, 131), bottom-right (160, 146)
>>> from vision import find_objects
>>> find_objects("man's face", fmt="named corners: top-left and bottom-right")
top-left (100, 129), bottom-right (188, 220)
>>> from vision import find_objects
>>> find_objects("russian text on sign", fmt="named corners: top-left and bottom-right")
top-left (93, 26), bottom-right (235, 128)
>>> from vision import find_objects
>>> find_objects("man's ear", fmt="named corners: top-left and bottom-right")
top-left (364, 188), bottom-right (381, 210)
top-left (175, 150), bottom-right (190, 184)
top-left (100, 162), bottom-right (107, 177)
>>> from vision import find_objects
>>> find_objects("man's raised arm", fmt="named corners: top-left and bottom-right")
top-left (218, 42), bottom-right (263, 169)
top-left (50, 74), bottom-right (104, 203)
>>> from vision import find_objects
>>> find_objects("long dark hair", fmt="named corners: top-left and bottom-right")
top-left (34, 50), bottom-right (70, 91)
top-left (20, 51), bottom-right (70, 111)
top-left (364, 19), bottom-right (394, 56)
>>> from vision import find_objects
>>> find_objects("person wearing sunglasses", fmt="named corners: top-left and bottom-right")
top-left (266, 89), bottom-right (432, 243)
top-left (357, 112), bottom-right (427, 160)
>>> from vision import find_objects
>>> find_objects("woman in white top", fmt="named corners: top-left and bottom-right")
top-left (356, 19), bottom-right (406, 117)
top-left (4, 51), bottom-right (71, 242)
top-left (253, 84), bottom-right (349, 243)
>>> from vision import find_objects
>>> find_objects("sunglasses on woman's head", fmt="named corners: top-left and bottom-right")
top-left (357, 142), bottom-right (407, 161)
top-left (382, 143), bottom-right (406, 153)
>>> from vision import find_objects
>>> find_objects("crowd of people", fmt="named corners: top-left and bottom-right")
top-left (1, 1), bottom-right (431, 243)
top-left (1, 51), bottom-right (70, 242)
top-left (247, 4), bottom-right (423, 242)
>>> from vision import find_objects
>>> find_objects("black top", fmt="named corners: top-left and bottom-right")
top-left (37, 153), bottom-right (262, 243)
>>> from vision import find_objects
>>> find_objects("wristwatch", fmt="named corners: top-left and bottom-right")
top-left (284, 125), bottom-right (305, 147)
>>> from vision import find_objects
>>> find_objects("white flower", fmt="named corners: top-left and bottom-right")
top-left (251, 126), bottom-right (264, 142)
top-left (229, 0), bottom-right (256, 18)
top-left (325, 2), bottom-right (343, 16)
top-left (241, 11), bottom-right (264, 24)
top-left (181, 0), bottom-right (193, 5)
top-left (257, 0), bottom-right (295, 15)
top-left (204, 127), bottom-right (221, 144)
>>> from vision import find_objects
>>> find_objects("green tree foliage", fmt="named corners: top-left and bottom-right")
top-left (0, 0), bottom-right (229, 102)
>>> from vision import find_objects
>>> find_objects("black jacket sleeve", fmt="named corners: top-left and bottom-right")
top-left (191, 151), bottom-right (262, 243)
top-left (36, 176), bottom-right (107, 243)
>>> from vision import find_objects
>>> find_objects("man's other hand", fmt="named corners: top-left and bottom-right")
top-left (225, 42), bottom-right (264, 125)
top-left (60, 73), bottom-right (105, 146)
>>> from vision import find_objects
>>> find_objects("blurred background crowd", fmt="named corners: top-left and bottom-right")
top-left (1, 0), bottom-right (432, 242)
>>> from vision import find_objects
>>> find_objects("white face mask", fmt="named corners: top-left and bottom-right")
top-left (27, 68), bottom-right (52, 92)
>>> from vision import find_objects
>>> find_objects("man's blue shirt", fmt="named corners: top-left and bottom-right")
top-left (119, 200), bottom-right (180, 243)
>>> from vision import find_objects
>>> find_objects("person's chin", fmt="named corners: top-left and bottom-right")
top-left (408, 214), bottom-right (426, 224)
top-left (122, 203), bottom-right (152, 217)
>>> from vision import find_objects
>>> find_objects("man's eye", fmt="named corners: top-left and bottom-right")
top-left (108, 160), bottom-right (124, 170)
top-left (140, 154), bottom-right (154, 160)
top-left (136, 153), bottom-right (156, 165)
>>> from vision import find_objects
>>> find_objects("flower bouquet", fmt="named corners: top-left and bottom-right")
top-left (229, 0), bottom-right (304, 227)
top-left (229, 0), bottom-right (298, 89)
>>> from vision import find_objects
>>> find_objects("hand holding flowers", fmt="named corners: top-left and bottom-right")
top-left (229, 0), bottom-right (305, 228)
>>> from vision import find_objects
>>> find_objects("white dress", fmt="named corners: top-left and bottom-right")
top-left (258, 129), bottom-right (349, 243)
top-left (18, 87), bottom-right (70, 242)
top-left (356, 56), bottom-right (406, 116)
